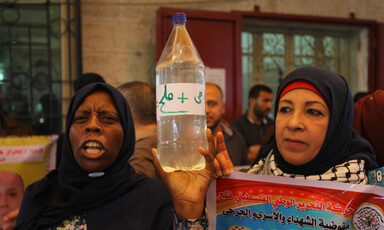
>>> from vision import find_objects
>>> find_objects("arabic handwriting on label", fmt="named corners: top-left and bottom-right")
top-left (156, 83), bottom-right (205, 115)
top-left (194, 91), bottom-right (202, 104)
top-left (157, 84), bottom-right (187, 114)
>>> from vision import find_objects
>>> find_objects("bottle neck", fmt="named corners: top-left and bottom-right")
top-left (173, 22), bottom-right (186, 27)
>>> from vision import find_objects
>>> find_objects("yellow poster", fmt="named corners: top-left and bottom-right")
top-left (0, 135), bottom-right (58, 189)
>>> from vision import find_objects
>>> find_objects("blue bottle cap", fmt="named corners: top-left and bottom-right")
top-left (172, 12), bottom-right (186, 25)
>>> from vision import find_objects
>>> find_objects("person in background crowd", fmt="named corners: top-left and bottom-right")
top-left (353, 91), bottom-right (370, 103)
top-left (0, 171), bottom-right (24, 230)
top-left (0, 93), bottom-right (34, 137)
top-left (206, 83), bottom-right (248, 166)
top-left (15, 83), bottom-right (213, 229)
top-left (354, 89), bottom-right (384, 167)
top-left (230, 84), bottom-right (273, 164)
top-left (73, 72), bottom-right (106, 93)
top-left (215, 66), bottom-right (377, 184)
top-left (117, 81), bottom-right (160, 179)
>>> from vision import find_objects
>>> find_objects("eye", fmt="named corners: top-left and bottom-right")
top-left (9, 191), bottom-right (17, 198)
top-left (279, 106), bottom-right (291, 114)
top-left (207, 101), bottom-right (217, 107)
top-left (7, 189), bottom-right (18, 198)
top-left (101, 113), bottom-right (118, 123)
top-left (73, 115), bottom-right (88, 123)
top-left (307, 109), bottom-right (323, 116)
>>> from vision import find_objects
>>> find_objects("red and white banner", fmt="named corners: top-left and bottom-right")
top-left (207, 171), bottom-right (384, 230)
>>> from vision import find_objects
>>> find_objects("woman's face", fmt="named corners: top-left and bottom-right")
top-left (276, 89), bottom-right (329, 166)
top-left (70, 91), bottom-right (124, 172)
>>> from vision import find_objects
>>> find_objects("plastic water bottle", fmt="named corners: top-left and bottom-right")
top-left (155, 12), bottom-right (208, 172)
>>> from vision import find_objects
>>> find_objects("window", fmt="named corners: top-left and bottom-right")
top-left (0, 1), bottom-right (80, 135)
top-left (242, 22), bottom-right (368, 112)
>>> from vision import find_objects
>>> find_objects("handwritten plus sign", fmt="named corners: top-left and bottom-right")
top-left (177, 92), bottom-right (188, 104)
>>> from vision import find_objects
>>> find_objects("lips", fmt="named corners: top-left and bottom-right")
top-left (286, 138), bottom-right (304, 143)
top-left (82, 140), bottom-right (105, 159)
top-left (284, 138), bottom-right (306, 149)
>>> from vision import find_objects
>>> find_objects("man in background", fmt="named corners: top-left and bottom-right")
top-left (0, 171), bottom-right (24, 230)
top-left (117, 81), bottom-right (160, 179)
top-left (206, 83), bottom-right (248, 166)
top-left (230, 84), bottom-right (273, 164)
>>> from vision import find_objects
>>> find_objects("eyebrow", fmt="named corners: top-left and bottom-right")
top-left (75, 108), bottom-right (117, 114)
top-left (305, 101), bottom-right (328, 110)
top-left (279, 99), bottom-right (293, 105)
top-left (279, 99), bottom-right (328, 110)
top-left (7, 187), bottom-right (19, 192)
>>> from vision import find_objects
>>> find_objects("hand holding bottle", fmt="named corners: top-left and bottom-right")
top-left (152, 129), bottom-right (215, 219)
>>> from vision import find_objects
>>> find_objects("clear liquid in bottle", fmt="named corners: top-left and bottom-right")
top-left (155, 13), bottom-right (208, 172)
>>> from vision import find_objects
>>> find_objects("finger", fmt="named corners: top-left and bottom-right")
top-left (216, 131), bottom-right (227, 153)
top-left (3, 209), bottom-right (19, 222)
top-left (199, 146), bottom-right (214, 171)
top-left (1, 222), bottom-right (15, 230)
top-left (213, 158), bottom-right (223, 177)
top-left (152, 148), bottom-right (169, 180)
top-left (216, 153), bottom-right (232, 176)
top-left (216, 131), bottom-right (234, 169)
top-left (206, 128), bottom-right (216, 157)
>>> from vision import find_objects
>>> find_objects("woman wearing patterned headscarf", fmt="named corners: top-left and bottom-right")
top-left (15, 83), bottom-right (213, 229)
top-left (214, 66), bottom-right (377, 184)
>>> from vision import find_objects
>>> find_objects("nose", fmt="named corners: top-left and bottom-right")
top-left (205, 104), bottom-right (210, 115)
top-left (85, 115), bottom-right (102, 133)
top-left (286, 111), bottom-right (305, 131)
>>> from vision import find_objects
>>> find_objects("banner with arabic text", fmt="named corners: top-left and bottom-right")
top-left (207, 171), bottom-right (384, 230)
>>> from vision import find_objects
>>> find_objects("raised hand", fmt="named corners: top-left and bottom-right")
top-left (1, 208), bottom-right (19, 230)
top-left (152, 129), bottom-right (215, 219)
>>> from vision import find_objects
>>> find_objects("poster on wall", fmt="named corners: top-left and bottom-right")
top-left (207, 171), bottom-right (384, 230)
top-left (206, 67), bottom-right (226, 102)
top-left (0, 135), bottom-right (58, 228)
top-left (0, 135), bottom-right (58, 189)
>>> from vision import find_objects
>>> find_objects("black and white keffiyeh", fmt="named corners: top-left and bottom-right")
top-left (248, 152), bottom-right (368, 184)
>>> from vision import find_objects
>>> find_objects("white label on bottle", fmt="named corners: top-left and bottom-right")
top-left (156, 83), bottom-right (205, 118)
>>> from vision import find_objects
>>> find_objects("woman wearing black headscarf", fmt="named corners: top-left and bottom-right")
top-left (15, 83), bottom-right (214, 229)
top-left (214, 66), bottom-right (377, 184)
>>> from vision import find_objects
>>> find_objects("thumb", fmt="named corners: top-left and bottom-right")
top-left (152, 148), bottom-right (168, 179)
